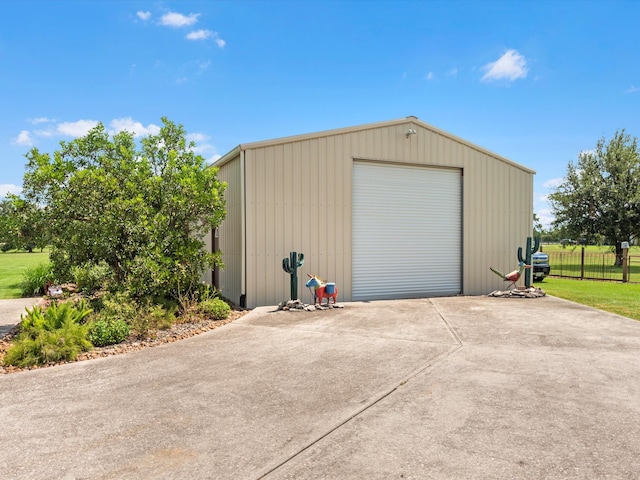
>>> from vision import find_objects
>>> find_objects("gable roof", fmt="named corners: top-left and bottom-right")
top-left (214, 116), bottom-right (535, 174)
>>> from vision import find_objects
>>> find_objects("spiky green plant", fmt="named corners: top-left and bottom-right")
top-left (4, 301), bottom-right (93, 367)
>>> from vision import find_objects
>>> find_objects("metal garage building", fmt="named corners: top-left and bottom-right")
top-left (206, 116), bottom-right (534, 308)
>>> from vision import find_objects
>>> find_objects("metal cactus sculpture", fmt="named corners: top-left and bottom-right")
top-left (517, 236), bottom-right (540, 288)
top-left (282, 251), bottom-right (304, 300)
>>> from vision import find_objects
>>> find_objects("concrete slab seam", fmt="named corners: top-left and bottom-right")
top-left (429, 298), bottom-right (463, 345)
top-left (255, 386), bottom-right (399, 479)
top-left (399, 344), bottom-right (464, 386)
top-left (256, 342), bottom-right (464, 479)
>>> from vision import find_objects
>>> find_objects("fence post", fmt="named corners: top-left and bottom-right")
top-left (581, 246), bottom-right (585, 279)
top-left (622, 241), bottom-right (629, 283)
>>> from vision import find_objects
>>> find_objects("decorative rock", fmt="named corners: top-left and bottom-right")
top-left (488, 287), bottom-right (546, 298)
top-left (277, 299), bottom-right (345, 312)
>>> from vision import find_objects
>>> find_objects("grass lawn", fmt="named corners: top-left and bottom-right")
top-left (537, 276), bottom-right (640, 321)
top-left (0, 250), bottom-right (49, 299)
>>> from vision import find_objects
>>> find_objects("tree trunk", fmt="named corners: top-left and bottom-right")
top-left (614, 242), bottom-right (623, 266)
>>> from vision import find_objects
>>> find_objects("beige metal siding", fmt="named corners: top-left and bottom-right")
top-left (244, 138), bottom-right (352, 307)
top-left (227, 117), bottom-right (533, 308)
top-left (216, 154), bottom-right (244, 306)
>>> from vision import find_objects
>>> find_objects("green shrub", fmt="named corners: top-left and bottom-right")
top-left (71, 261), bottom-right (112, 294)
top-left (4, 301), bottom-right (93, 367)
top-left (88, 318), bottom-right (130, 347)
top-left (195, 283), bottom-right (222, 302)
top-left (129, 301), bottom-right (178, 338)
top-left (20, 262), bottom-right (55, 296)
top-left (198, 298), bottom-right (231, 320)
top-left (146, 304), bottom-right (176, 331)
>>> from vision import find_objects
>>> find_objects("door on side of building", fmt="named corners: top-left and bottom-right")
top-left (352, 161), bottom-right (462, 300)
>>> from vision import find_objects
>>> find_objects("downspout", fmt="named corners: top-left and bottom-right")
top-left (240, 149), bottom-right (247, 308)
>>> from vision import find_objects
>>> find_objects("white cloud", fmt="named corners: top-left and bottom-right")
top-left (13, 130), bottom-right (33, 146)
top-left (137, 11), bottom-right (151, 21)
top-left (57, 119), bottom-right (99, 137)
top-left (186, 29), bottom-right (212, 40)
top-left (626, 85), bottom-right (638, 94)
top-left (108, 118), bottom-right (161, 137)
top-left (186, 29), bottom-right (226, 47)
top-left (447, 67), bottom-right (459, 76)
top-left (481, 49), bottom-right (528, 82)
top-left (425, 72), bottom-right (434, 81)
top-left (543, 177), bottom-right (564, 189)
top-left (187, 132), bottom-right (218, 157)
top-left (535, 207), bottom-right (555, 229)
top-left (34, 129), bottom-right (54, 137)
top-left (28, 117), bottom-right (54, 125)
top-left (0, 184), bottom-right (22, 198)
top-left (188, 133), bottom-right (209, 143)
top-left (161, 12), bottom-right (200, 28)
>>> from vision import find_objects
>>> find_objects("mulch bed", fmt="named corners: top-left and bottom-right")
top-left (0, 309), bottom-right (249, 375)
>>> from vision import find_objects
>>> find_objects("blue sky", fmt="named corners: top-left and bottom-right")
top-left (1, 1), bottom-right (639, 227)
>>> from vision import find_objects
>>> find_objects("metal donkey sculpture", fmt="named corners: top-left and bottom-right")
top-left (305, 274), bottom-right (339, 306)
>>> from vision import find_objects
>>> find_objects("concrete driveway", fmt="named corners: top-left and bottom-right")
top-left (0, 297), bottom-right (41, 336)
top-left (1, 295), bottom-right (640, 479)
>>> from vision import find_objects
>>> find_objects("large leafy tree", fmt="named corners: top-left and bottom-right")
top-left (21, 117), bottom-right (226, 298)
top-left (549, 130), bottom-right (640, 264)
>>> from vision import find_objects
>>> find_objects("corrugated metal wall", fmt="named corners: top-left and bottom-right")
top-left (216, 153), bottom-right (244, 306)
top-left (219, 118), bottom-right (534, 308)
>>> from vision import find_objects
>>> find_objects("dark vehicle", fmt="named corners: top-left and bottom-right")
top-left (532, 252), bottom-right (550, 281)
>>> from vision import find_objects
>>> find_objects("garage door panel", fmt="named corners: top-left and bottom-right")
top-left (353, 162), bottom-right (461, 300)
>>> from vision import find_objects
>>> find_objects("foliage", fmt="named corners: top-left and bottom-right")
top-left (19, 117), bottom-right (226, 301)
top-left (0, 196), bottom-right (48, 252)
top-left (549, 130), bottom-right (640, 264)
top-left (533, 213), bottom-right (544, 239)
top-left (88, 318), bottom-right (130, 347)
top-left (91, 291), bottom-right (177, 339)
top-left (128, 301), bottom-right (177, 339)
top-left (195, 283), bottom-right (221, 302)
top-left (3, 301), bottom-right (93, 367)
top-left (71, 261), bottom-right (112, 294)
top-left (20, 262), bottom-right (56, 296)
top-left (90, 291), bottom-right (138, 324)
top-left (198, 298), bottom-right (231, 320)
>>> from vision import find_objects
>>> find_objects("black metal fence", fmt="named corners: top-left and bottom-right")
top-left (547, 251), bottom-right (639, 282)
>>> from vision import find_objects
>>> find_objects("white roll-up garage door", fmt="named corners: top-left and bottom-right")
top-left (352, 162), bottom-right (462, 300)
